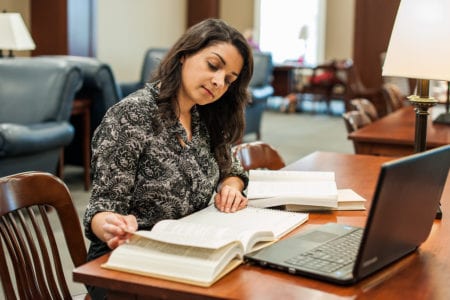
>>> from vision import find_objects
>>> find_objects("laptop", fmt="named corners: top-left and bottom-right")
top-left (245, 145), bottom-right (450, 285)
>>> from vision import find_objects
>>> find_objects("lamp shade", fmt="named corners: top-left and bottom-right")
top-left (0, 12), bottom-right (36, 51)
top-left (382, 0), bottom-right (450, 82)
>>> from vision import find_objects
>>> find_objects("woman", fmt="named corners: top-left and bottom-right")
top-left (83, 18), bottom-right (253, 274)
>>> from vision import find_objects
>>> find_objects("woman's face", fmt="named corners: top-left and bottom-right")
top-left (178, 42), bottom-right (244, 107)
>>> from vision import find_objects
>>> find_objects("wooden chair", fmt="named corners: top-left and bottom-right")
top-left (350, 98), bottom-right (379, 121)
top-left (232, 141), bottom-right (286, 171)
top-left (342, 110), bottom-right (372, 154)
top-left (382, 83), bottom-right (407, 114)
top-left (0, 172), bottom-right (88, 300)
top-left (342, 110), bottom-right (372, 133)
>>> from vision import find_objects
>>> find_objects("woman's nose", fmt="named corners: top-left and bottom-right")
top-left (212, 72), bottom-right (226, 88)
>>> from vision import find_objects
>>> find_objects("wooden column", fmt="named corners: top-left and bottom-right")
top-left (30, 0), bottom-right (96, 56)
top-left (353, 0), bottom-right (400, 89)
top-left (187, 0), bottom-right (219, 28)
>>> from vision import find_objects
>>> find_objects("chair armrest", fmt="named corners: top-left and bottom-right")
top-left (250, 85), bottom-right (274, 102)
top-left (0, 122), bottom-right (74, 156)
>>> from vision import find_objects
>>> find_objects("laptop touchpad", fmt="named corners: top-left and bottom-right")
top-left (298, 231), bottom-right (339, 243)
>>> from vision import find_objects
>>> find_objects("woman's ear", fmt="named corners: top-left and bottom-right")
top-left (180, 55), bottom-right (185, 64)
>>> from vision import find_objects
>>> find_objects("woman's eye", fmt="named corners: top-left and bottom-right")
top-left (208, 62), bottom-right (218, 71)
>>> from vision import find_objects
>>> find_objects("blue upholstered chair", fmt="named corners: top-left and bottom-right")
top-left (37, 55), bottom-right (123, 190)
top-left (0, 58), bottom-right (83, 177)
top-left (120, 48), bottom-right (169, 97)
top-left (244, 51), bottom-right (274, 140)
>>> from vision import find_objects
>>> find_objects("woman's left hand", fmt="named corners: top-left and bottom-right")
top-left (214, 184), bottom-right (247, 213)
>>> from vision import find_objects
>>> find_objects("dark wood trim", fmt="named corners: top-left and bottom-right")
top-left (30, 0), bottom-right (68, 55)
top-left (353, 0), bottom-right (400, 89)
top-left (187, 0), bottom-right (220, 28)
top-left (30, 0), bottom-right (96, 56)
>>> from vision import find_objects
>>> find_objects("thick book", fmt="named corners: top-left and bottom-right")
top-left (285, 189), bottom-right (366, 211)
top-left (102, 205), bottom-right (308, 287)
top-left (247, 170), bottom-right (339, 209)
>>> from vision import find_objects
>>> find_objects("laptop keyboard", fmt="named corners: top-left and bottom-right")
top-left (285, 228), bottom-right (363, 273)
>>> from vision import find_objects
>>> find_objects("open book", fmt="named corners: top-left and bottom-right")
top-left (247, 170), bottom-right (339, 209)
top-left (102, 205), bottom-right (308, 287)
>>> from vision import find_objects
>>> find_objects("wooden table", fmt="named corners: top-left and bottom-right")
top-left (272, 62), bottom-right (314, 96)
top-left (349, 106), bottom-right (450, 156)
top-left (73, 152), bottom-right (450, 299)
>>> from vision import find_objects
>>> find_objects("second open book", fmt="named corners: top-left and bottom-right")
top-left (247, 170), bottom-right (366, 210)
top-left (102, 205), bottom-right (308, 287)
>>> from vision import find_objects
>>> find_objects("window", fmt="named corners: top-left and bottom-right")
top-left (255, 0), bottom-right (326, 65)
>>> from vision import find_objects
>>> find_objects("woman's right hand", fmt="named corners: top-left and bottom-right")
top-left (92, 212), bottom-right (138, 249)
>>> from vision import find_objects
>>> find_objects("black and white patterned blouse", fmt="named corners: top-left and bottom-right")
top-left (83, 82), bottom-right (248, 259)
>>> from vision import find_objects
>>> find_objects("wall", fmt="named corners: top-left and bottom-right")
top-left (220, 0), bottom-right (254, 33)
top-left (5, 0), bottom-right (355, 81)
top-left (97, 0), bottom-right (186, 82)
top-left (325, 0), bottom-right (355, 61)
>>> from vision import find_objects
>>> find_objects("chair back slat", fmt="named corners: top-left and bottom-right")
top-left (1, 214), bottom-right (37, 299)
top-left (18, 209), bottom-right (55, 299)
top-left (38, 205), bottom-right (72, 298)
top-left (1, 220), bottom-right (28, 299)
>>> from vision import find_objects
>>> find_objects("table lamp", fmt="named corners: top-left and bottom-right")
top-left (0, 12), bottom-right (36, 58)
top-left (382, 0), bottom-right (450, 152)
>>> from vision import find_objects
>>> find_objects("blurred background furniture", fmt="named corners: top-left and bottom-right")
top-left (244, 51), bottom-right (274, 141)
top-left (342, 110), bottom-right (372, 134)
top-left (348, 106), bottom-right (450, 157)
top-left (286, 59), bottom-right (383, 115)
top-left (0, 171), bottom-right (88, 299)
top-left (0, 58), bottom-right (82, 177)
top-left (342, 110), bottom-right (373, 154)
top-left (381, 83), bottom-right (408, 114)
top-left (233, 141), bottom-right (285, 171)
top-left (296, 59), bottom-right (345, 113)
top-left (39, 56), bottom-right (122, 190)
top-left (350, 98), bottom-right (379, 121)
top-left (120, 47), bottom-right (169, 97)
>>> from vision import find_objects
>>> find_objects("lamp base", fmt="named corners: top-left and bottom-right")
top-left (433, 112), bottom-right (450, 125)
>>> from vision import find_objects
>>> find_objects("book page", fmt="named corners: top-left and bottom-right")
top-left (249, 170), bottom-right (335, 181)
top-left (246, 170), bottom-right (338, 208)
top-left (180, 205), bottom-right (308, 251)
top-left (133, 220), bottom-right (239, 249)
top-left (248, 181), bottom-right (338, 199)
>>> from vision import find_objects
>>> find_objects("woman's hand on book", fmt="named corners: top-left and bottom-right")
top-left (92, 212), bottom-right (138, 249)
top-left (103, 213), bottom-right (138, 249)
top-left (214, 183), bottom-right (247, 213)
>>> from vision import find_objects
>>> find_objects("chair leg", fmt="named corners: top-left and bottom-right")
top-left (57, 149), bottom-right (64, 179)
top-left (81, 102), bottom-right (91, 191)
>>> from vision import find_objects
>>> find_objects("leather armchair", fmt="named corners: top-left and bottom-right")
top-left (0, 58), bottom-right (83, 176)
top-left (39, 56), bottom-right (123, 166)
top-left (244, 51), bottom-right (274, 140)
top-left (120, 48), bottom-right (169, 97)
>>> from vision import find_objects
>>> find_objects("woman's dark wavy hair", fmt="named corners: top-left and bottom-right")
top-left (152, 18), bottom-right (253, 178)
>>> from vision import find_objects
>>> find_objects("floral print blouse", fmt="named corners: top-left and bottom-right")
top-left (83, 82), bottom-right (248, 259)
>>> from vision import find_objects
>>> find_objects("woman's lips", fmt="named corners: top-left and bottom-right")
top-left (203, 86), bottom-right (214, 98)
